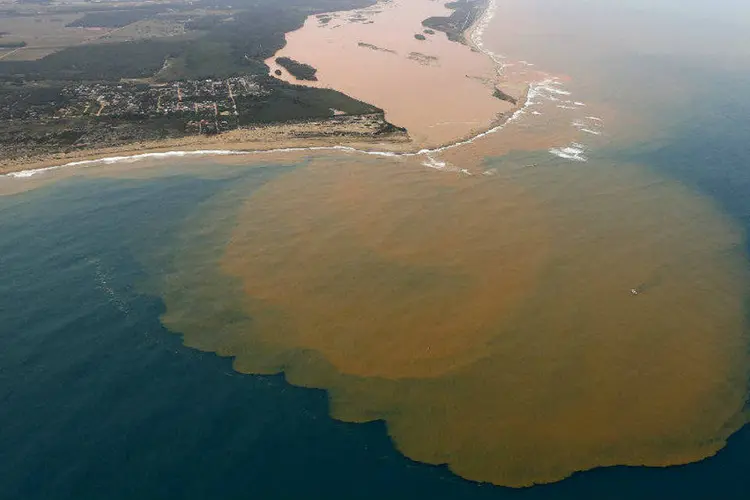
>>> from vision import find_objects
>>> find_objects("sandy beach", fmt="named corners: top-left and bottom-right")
top-left (0, 115), bottom-right (413, 176)
top-left (5, 0), bottom-right (750, 491)
top-left (1, 0), bottom-right (531, 178)
top-left (266, 0), bottom-right (525, 148)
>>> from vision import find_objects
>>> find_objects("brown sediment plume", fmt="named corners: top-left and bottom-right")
top-left (266, 0), bottom-right (520, 148)
top-left (221, 158), bottom-right (549, 379)
top-left (156, 151), bottom-right (749, 487)
top-left (7, 0), bottom-right (744, 488)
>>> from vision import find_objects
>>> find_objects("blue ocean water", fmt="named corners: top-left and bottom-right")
top-left (1, 155), bottom-right (749, 499)
top-left (3, 1), bottom-right (750, 497)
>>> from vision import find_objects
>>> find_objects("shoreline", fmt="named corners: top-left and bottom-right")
top-left (263, 0), bottom-right (515, 147)
top-left (3, 85), bottom-right (536, 179)
top-left (2, 0), bottom-right (535, 179)
top-left (0, 121), bottom-right (413, 178)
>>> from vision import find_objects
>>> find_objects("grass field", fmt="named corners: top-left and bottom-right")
top-left (0, 14), bottom-right (87, 61)
top-left (0, 9), bottom-right (194, 61)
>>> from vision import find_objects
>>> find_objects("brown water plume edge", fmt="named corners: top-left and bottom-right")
top-left (0, 0), bottom-right (532, 182)
top-left (141, 154), bottom-right (750, 488)
top-left (4, 0), bottom-right (750, 487)
top-left (0, 82), bottom-right (533, 184)
top-left (0, 85), bottom-right (531, 181)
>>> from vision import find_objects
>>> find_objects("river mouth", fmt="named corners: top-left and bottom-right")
top-left (265, 0), bottom-right (528, 148)
top-left (2, 0), bottom-right (750, 491)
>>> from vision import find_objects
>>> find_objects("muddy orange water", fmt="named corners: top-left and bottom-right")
top-left (6, 0), bottom-right (748, 490)
top-left (266, 0), bottom-right (524, 147)
top-left (145, 0), bottom-right (750, 488)
top-left (150, 145), bottom-right (749, 487)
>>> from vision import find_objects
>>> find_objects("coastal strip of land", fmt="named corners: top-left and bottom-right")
top-left (1, 0), bottom-right (533, 177)
top-left (0, 0), bottom-right (391, 172)
top-left (265, 0), bottom-right (521, 148)
top-left (0, 114), bottom-right (410, 176)
top-left (1, 82), bottom-right (535, 178)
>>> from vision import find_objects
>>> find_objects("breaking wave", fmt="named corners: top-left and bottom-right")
top-left (3, 0), bottom-right (602, 180)
top-left (549, 142), bottom-right (588, 162)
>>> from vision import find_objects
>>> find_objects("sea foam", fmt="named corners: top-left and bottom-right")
top-left (3, 0), bottom-right (587, 180)
top-left (549, 142), bottom-right (588, 162)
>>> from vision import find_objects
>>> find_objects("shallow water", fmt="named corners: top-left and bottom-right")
top-left (152, 151), bottom-right (749, 487)
top-left (266, 0), bottom-right (519, 147)
top-left (2, 0), bottom-right (750, 495)
top-left (2, 160), bottom-right (749, 497)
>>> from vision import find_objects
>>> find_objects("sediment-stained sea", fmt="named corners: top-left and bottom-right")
top-left (2, 0), bottom-right (750, 497)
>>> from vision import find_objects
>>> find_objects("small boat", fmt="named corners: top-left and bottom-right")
top-left (630, 288), bottom-right (639, 295)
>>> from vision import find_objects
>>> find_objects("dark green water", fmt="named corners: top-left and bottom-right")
top-left (3, 0), bottom-right (750, 496)
top-left (1, 153), bottom-right (749, 498)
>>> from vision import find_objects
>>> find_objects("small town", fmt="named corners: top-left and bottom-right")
top-left (3, 76), bottom-right (270, 134)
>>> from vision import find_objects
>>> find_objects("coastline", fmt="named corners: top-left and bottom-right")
top-left (2, 0), bottom-right (528, 179)
top-left (264, 0), bottom-right (517, 148)
top-left (0, 121), bottom-right (412, 177)
top-left (1, 141), bottom-right (397, 179)
top-left (2, 84), bottom-right (535, 179)
top-left (6, 1), bottom-right (750, 493)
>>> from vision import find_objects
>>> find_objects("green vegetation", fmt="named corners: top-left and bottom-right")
top-left (493, 88), bottom-right (517, 105)
top-left (237, 80), bottom-right (378, 124)
top-left (158, 40), bottom-right (260, 81)
top-left (422, 0), bottom-right (484, 43)
top-left (316, 14), bottom-right (333, 25)
top-left (66, 7), bottom-right (168, 28)
top-left (0, 0), bottom-right (404, 163)
top-left (357, 42), bottom-right (396, 54)
top-left (0, 39), bottom-right (183, 81)
top-left (414, 34), bottom-right (426, 41)
top-left (0, 115), bottom-right (190, 161)
top-left (0, 41), bottom-right (25, 48)
top-left (408, 52), bottom-right (438, 66)
top-left (275, 57), bottom-right (318, 81)
top-left (184, 15), bottom-right (228, 32)
top-left (0, 0), bottom-right (378, 82)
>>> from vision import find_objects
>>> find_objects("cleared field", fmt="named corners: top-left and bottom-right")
top-left (0, 11), bottom-right (192, 61)
top-left (0, 14), bottom-right (88, 61)
top-left (0, 48), bottom-right (57, 61)
top-left (92, 18), bottom-right (189, 45)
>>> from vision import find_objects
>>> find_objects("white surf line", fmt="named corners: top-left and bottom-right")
top-left (549, 142), bottom-right (588, 162)
top-left (3, 85), bottom-right (536, 179)
top-left (467, 0), bottom-right (512, 75)
top-left (422, 154), bottom-right (457, 173)
top-left (467, 0), bottom-right (603, 163)
top-left (417, 80), bottom-right (547, 155)
top-left (393, 0), bottom-right (557, 156)
top-left (3, 74), bottom-right (558, 179)
top-left (5, 150), bottom-right (249, 178)
top-left (5, 0), bottom-right (576, 179)
top-left (572, 116), bottom-right (604, 136)
top-left (579, 128), bottom-right (601, 136)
